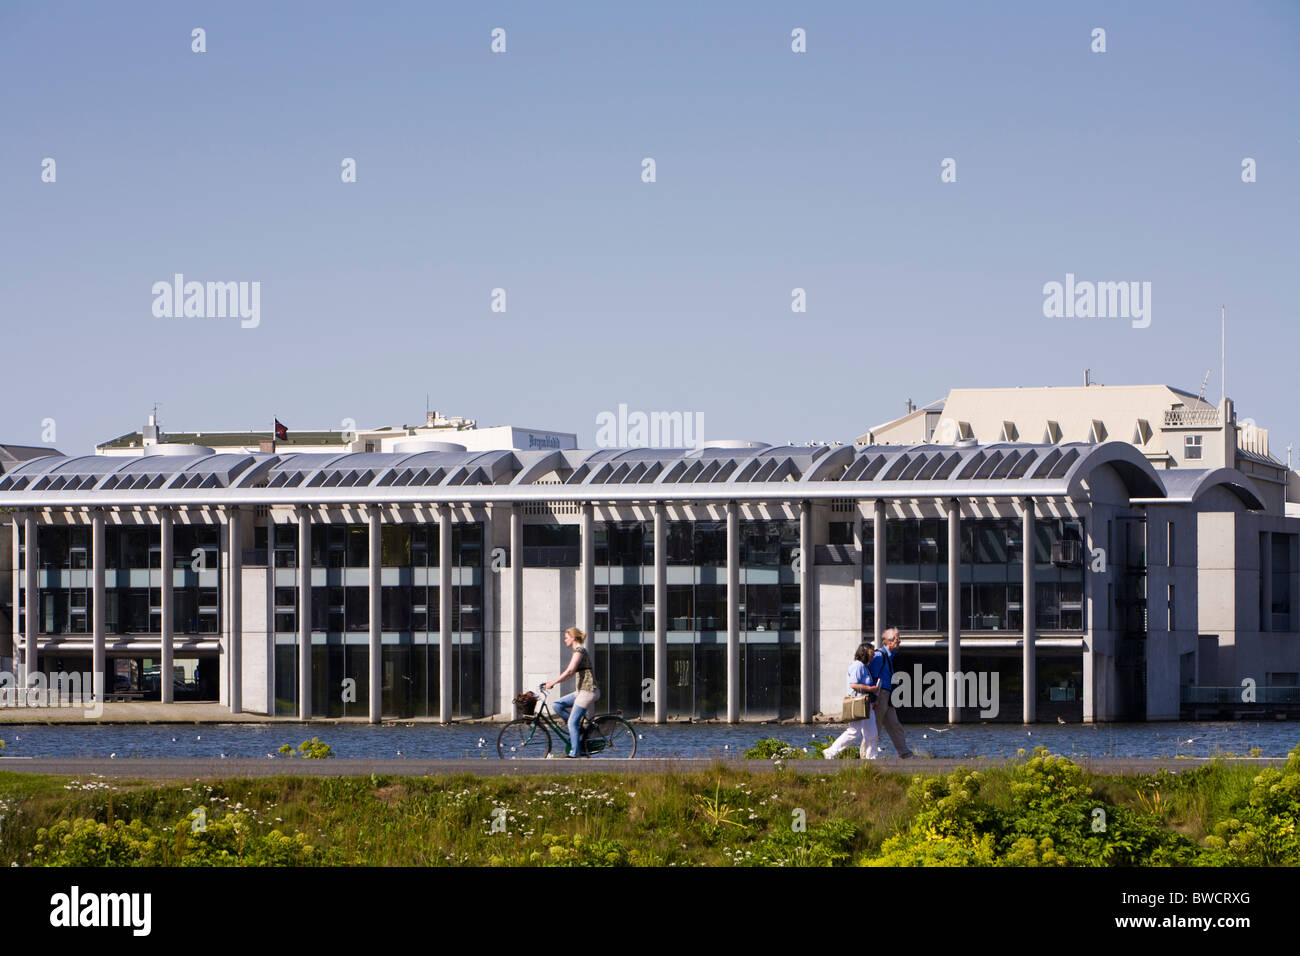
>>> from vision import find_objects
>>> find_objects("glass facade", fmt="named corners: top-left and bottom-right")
top-left (866, 516), bottom-right (1085, 633)
top-left (27, 525), bottom-right (220, 636)
top-left (272, 520), bottom-right (484, 718)
top-left (589, 517), bottom-right (801, 719)
top-left (592, 521), bottom-right (653, 718)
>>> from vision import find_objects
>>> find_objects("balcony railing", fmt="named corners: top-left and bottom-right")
top-left (1163, 408), bottom-right (1220, 427)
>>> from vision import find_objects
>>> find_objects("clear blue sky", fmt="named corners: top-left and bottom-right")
top-left (2, 1), bottom-right (1297, 460)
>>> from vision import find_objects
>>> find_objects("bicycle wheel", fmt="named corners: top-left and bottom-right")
top-left (586, 715), bottom-right (638, 758)
top-left (497, 719), bottom-right (552, 758)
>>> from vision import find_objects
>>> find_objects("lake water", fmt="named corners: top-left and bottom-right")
top-left (0, 720), bottom-right (1295, 760)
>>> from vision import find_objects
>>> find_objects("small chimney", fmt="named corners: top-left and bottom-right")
top-left (905, 398), bottom-right (915, 414)
top-left (142, 411), bottom-right (161, 445)
top-left (258, 439), bottom-right (276, 453)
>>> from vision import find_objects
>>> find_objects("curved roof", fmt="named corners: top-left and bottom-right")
top-left (0, 441), bottom-right (1170, 506)
top-left (1133, 467), bottom-right (1265, 511)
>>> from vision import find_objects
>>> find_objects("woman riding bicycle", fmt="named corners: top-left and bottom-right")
top-left (545, 626), bottom-right (601, 757)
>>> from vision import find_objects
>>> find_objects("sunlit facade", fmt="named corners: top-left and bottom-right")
top-left (4, 439), bottom-right (1297, 723)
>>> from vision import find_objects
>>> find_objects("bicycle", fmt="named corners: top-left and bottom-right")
top-left (497, 684), bottom-right (638, 759)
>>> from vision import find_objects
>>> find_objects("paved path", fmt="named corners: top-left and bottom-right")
top-left (0, 756), bottom-right (1284, 779)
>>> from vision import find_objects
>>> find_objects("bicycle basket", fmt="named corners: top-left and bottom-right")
top-left (513, 691), bottom-right (538, 716)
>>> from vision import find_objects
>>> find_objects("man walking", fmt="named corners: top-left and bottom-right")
top-left (871, 627), bottom-right (913, 758)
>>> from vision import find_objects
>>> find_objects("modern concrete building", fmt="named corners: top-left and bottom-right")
top-left (97, 410), bottom-right (577, 457)
top-left (1, 443), bottom-right (64, 674)
top-left (4, 437), bottom-right (1296, 723)
top-left (861, 385), bottom-right (1294, 514)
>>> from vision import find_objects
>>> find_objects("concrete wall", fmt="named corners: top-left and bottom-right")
top-left (520, 568), bottom-right (575, 696)
top-left (815, 562), bottom-right (860, 716)
top-left (240, 564), bottom-right (271, 715)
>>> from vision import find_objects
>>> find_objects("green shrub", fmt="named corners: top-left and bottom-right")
top-left (277, 737), bottom-right (334, 759)
top-left (865, 747), bottom-right (1199, 866)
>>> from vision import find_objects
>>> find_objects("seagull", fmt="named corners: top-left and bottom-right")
top-left (171, 737), bottom-right (177, 743)
top-left (927, 727), bottom-right (951, 734)
top-left (1182, 735), bottom-right (1205, 744)
top-left (110, 753), bottom-right (116, 759)
top-left (1057, 717), bottom-right (1066, 724)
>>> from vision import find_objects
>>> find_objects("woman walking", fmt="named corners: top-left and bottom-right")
top-left (545, 626), bottom-right (601, 757)
top-left (823, 642), bottom-right (882, 759)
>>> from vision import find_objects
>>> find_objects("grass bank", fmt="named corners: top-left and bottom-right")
top-left (0, 745), bottom-right (1295, 866)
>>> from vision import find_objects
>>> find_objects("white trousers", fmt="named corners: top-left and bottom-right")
top-left (824, 714), bottom-right (881, 759)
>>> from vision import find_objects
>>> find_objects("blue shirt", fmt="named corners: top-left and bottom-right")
top-left (868, 650), bottom-right (894, 696)
top-left (846, 660), bottom-right (871, 696)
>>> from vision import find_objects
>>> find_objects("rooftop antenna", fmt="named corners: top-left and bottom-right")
top-left (1197, 369), bottom-right (1211, 402)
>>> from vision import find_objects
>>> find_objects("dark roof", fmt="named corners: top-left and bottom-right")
top-left (0, 444), bottom-right (63, 473)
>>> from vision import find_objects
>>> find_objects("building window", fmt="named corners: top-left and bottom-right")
top-left (1272, 533), bottom-right (1293, 630)
top-left (1185, 435), bottom-right (1203, 461)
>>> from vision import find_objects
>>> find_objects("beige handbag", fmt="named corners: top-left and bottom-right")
top-left (842, 695), bottom-right (869, 720)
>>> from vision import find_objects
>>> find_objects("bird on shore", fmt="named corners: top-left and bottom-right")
top-left (1058, 717), bottom-right (1066, 724)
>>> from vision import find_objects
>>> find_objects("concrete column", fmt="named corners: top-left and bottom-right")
top-left (510, 504), bottom-right (523, 706)
top-left (24, 511), bottom-right (38, 685)
top-left (1260, 532), bottom-right (1272, 632)
top-left (1021, 497), bottom-right (1036, 723)
top-left (368, 505), bottom-right (382, 723)
top-left (726, 500), bottom-right (740, 723)
top-left (297, 505), bottom-right (312, 720)
top-left (852, 505), bottom-right (864, 640)
top-left (947, 497), bottom-right (961, 723)
top-left (228, 507), bottom-right (242, 714)
top-left (160, 508), bottom-right (174, 703)
top-left (653, 500), bottom-right (667, 724)
top-left (799, 500), bottom-right (813, 723)
top-left (91, 509), bottom-right (106, 692)
top-left (10, 514), bottom-right (20, 681)
top-left (1082, 514), bottom-right (1095, 724)
top-left (480, 507), bottom-right (494, 716)
top-left (873, 499), bottom-right (886, 647)
top-left (439, 503), bottom-right (452, 723)
top-left (580, 503), bottom-right (595, 639)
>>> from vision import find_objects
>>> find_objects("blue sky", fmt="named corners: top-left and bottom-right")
top-left (2, 1), bottom-right (1297, 459)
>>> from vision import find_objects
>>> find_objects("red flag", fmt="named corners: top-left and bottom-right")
top-left (274, 419), bottom-right (288, 441)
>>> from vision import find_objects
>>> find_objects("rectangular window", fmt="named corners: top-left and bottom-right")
top-left (1185, 435), bottom-right (1203, 460)
top-left (1272, 533), bottom-right (1292, 629)
top-left (1167, 521), bottom-right (1175, 567)
top-left (522, 524), bottom-right (580, 567)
